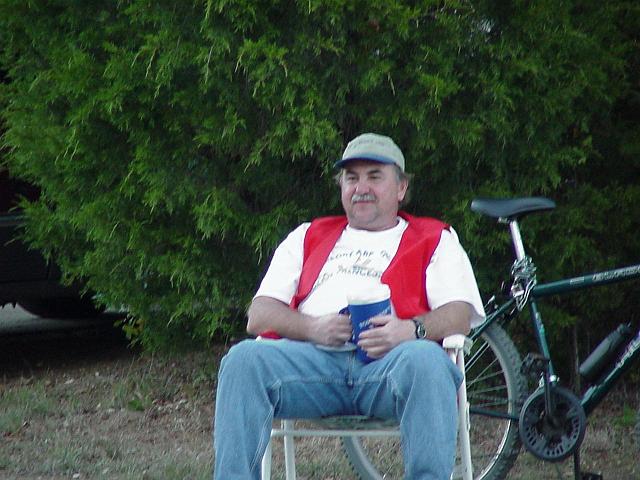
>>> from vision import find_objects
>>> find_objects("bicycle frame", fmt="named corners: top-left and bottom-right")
top-left (531, 265), bottom-right (640, 415)
top-left (470, 215), bottom-right (640, 419)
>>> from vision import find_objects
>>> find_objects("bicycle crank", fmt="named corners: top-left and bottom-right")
top-left (519, 386), bottom-right (587, 461)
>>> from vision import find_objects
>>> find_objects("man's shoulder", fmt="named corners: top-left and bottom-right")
top-left (303, 216), bottom-right (348, 245)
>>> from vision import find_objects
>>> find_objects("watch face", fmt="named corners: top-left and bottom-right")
top-left (417, 323), bottom-right (426, 339)
top-left (413, 319), bottom-right (426, 339)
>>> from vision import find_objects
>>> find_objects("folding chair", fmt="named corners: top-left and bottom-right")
top-left (261, 334), bottom-right (474, 480)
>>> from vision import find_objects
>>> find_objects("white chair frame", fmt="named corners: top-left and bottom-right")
top-left (261, 334), bottom-right (473, 480)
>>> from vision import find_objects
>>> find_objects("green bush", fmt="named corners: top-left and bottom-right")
top-left (1, 1), bottom-right (638, 352)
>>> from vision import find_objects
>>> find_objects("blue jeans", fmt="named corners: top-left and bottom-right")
top-left (213, 339), bottom-right (463, 480)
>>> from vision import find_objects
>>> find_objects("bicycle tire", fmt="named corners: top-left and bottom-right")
top-left (341, 323), bottom-right (526, 480)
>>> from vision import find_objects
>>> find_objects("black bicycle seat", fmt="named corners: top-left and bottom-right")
top-left (471, 197), bottom-right (556, 220)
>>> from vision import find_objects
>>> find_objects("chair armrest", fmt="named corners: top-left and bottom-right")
top-left (259, 334), bottom-right (473, 354)
top-left (442, 334), bottom-right (473, 355)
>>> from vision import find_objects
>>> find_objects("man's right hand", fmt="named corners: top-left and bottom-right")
top-left (247, 296), bottom-right (353, 346)
top-left (307, 313), bottom-right (352, 346)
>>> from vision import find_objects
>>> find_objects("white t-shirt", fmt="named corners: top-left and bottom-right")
top-left (255, 217), bottom-right (485, 327)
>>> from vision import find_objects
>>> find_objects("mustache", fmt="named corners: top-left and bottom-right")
top-left (351, 193), bottom-right (376, 203)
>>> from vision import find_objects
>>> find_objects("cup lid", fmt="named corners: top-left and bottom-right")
top-left (347, 284), bottom-right (391, 305)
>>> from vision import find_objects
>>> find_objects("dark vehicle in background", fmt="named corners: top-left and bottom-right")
top-left (0, 168), bottom-right (102, 318)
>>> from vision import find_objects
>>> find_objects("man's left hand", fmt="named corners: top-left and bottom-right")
top-left (356, 315), bottom-right (415, 359)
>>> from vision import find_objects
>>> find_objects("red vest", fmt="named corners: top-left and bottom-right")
top-left (260, 212), bottom-right (448, 339)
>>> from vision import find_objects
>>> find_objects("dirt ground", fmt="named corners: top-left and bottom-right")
top-left (1, 321), bottom-right (638, 479)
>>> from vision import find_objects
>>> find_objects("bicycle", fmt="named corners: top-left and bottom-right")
top-left (342, 196), bottom-right (640, 480)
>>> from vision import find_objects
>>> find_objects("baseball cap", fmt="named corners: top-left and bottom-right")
top-left (335, 133), bottom-right (405, 172)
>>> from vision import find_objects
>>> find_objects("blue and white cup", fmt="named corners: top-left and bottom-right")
top-left (343, 284), bottom-right (392, 363)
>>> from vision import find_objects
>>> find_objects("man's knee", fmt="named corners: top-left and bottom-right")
top-left (218, 339), bottom-right (264, 381)
top-left (396, 339), bottom-right (448, 364)
top-left (391, 341), bottom-right (462, 388)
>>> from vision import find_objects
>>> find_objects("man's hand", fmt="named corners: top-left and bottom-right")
top-left (308, 313), bottom-right (353, 346)
top-left (248, 296), bottom-right (354, 346)
top-left (356, 302), bottom-right (473, 359)
top-left (356, 315), bottom-right (414, 359)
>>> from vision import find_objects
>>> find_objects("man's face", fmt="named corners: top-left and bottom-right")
top-left (340, 160), bottom-right (408, 231)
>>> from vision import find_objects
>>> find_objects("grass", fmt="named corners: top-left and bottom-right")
top-left (615, 403), bottom-right (639, 428)
top-left (1, 343), bottom-right (218, 480)
top-left (1, 334), bottom-right (638, 480)
top-left (0, 383), bottom-right (57, 435)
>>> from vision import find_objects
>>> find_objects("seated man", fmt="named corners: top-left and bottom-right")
top-left (213, 133), bottom-right (485, 479)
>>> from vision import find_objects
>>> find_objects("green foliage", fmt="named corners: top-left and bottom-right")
top-left (0, 1), bottom-right (638, 351)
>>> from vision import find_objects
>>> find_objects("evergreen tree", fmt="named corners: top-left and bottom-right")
top-left (1, 1), bottom-right (637, 353)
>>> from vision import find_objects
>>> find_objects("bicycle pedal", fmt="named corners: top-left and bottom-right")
top-left (520, 353), bottom-right (550, 377)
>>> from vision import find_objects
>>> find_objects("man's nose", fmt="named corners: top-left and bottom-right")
top-left (354, 180), bottom-right (370, 194)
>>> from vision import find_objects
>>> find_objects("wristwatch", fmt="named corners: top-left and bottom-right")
top-left (412, 317), bottom-right (427, 340)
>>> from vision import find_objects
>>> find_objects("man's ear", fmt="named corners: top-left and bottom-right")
top-left (397, 179), bottom-right (408, 202)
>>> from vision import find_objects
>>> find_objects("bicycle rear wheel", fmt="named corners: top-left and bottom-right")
top-left (341, 323), bottom-right (525, 480)
top-left (466, 323), bottom-right (525, 479)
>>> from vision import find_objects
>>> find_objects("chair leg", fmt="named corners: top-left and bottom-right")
top-left (262, 435), bottom-right (273, 480)
top-left (283, 419), bottom-right (297, 480)
top-left (456, 351), bottom-right (473, 480)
